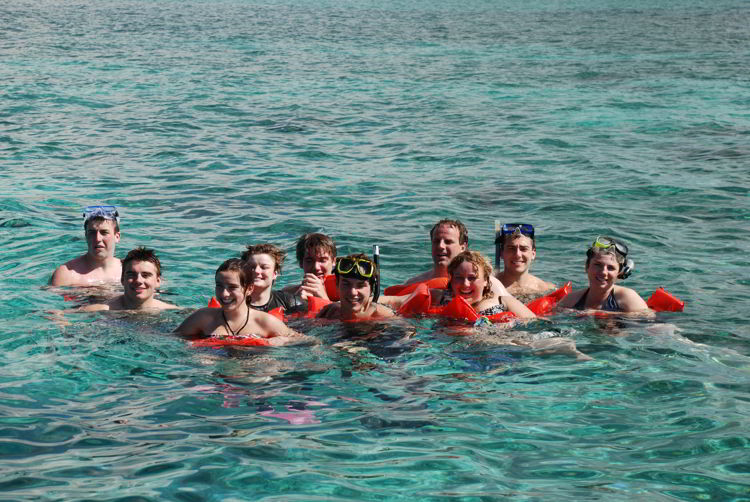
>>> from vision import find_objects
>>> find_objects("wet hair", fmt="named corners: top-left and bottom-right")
top-left (85, 216), bottom-right (120, 234)
top-left (121, 247), bottom-right (161, 279)
top-left (334, 253), bottom-right (378, 290)
top-left (430, 219), bottom-right (469, 246)
top-left (216, 258), bottom-right (250, 290)
top-left (242, 243), bottom-right (286, 276)
top-left (295, 233), bottom-right (337, 267)
top-left (447, 250), bottom-right (493, 300)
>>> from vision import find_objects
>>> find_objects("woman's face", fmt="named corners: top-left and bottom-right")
top-left (450, 261), bottom-right (487, 305)
top-left (215, 270), bottom-right (250, 311)
top-left (587, 252), bottom-right (619, 292)
top-left (247, 253), bottom-right (278, 292)
top-left (338, 276), bottom-right (372, 314)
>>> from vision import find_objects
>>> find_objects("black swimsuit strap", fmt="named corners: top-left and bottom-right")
top-left (222, 307), bottom-right (250, 336)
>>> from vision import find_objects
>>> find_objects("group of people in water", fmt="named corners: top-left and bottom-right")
top-left (49, 205), bottom-right (651, 348)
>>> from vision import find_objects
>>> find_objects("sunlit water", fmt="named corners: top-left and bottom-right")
top-left (1, 0), bottom-right (749, 500)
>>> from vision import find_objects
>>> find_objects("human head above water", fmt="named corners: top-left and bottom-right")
top-left (334, 253), bottom-right (378, 291)
top-left (242, 243), bottom-right (286, 276)
top-left (585, 236), bottom-right (627, 273)
top-left (216, 258), bottom-right (251, 290)
top-left (430, 219), bottom-right (469, 246)
top-left (121, 247), bottom-right (162, 279)
top-left (295, 233), bottom-right (337, 275)
top-left (497, 223), bottom-right (536, 251)
top-left (448, 250), bottom-right (493, 300)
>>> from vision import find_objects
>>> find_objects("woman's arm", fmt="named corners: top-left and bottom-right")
top-left (502, 295), bottom-right (536, 318)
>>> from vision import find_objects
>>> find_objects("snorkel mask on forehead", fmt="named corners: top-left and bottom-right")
top-left (494, 222), bottom-right (535, 267)
top-left (82, 205), bottom-right (119, 228)
top-left (335, 254), bottom-right (380, 300)
top-left (588, 236), bottom-right (634, 279)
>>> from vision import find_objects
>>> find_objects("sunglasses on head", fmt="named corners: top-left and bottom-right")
top-left (336, 256), bottom-right (375, 278)
top-left (592, 236), bottom-right (628, 258)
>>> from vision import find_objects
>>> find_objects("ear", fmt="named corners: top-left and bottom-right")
top-left (114, 231), bottom-right (121, 243)
top-left (460, 242), bottom-right (468, 252)
top-left (530, 248), bottom-right (536, 261)
top-left (155, 275), bottom-right (162, 288)
top-left (272, 269), bottom-right (279, 283)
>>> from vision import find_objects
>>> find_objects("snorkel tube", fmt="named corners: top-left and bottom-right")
top-left (494, 220), bottom-right (502, 268)
top-left (372, 244), bottom-right (381, 303)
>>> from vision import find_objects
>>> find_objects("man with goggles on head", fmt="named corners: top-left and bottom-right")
top-left (494, 223), bottom-right (556, 299)
top-left (559, 236), bottom-right (649, 313)
top-left (317, 253), bottom-right (395, 320)
top-left (49, 205), bottom-right (123, 287)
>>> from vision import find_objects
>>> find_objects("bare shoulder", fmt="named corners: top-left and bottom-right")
top-left (489, 275), bottom-right (509, 296)
top-left (79, 303), bottom-right (111, 312)
top-left (558, 288), bottom-right (586, 308)
top-left (317, 302), bottom-right (341, 319)
top-left (49, 260), bottom-right (77, 286)
top-left (615, 286), bottom-right (649, 312)
top-left (153, 299), bottom-right (179, 310)
top-left (174, 307), bottom-right (217, 337)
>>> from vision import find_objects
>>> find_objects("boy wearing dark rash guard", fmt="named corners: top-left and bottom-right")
top-left (49, 205), bottom-right (122, 287)
top-left (242, 243), bottom-right (306, 314)
top-left (282, 233), bottom-right (337, 300)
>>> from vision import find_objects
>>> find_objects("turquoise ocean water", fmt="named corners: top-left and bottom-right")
top-left (2, 0), bottom-right (749, 499)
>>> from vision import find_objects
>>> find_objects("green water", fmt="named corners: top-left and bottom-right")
top-left (1, 0), bottom-right (749, 500)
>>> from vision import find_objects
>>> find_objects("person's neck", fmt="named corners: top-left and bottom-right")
top-left (85, 253), bottom-right (116, 269)
top-left (499, 269), bottom-right (529, 287)
top-left (433, 264), bottom-right (449, 278)
top-left (122, 294), bottom-right (151, 310)
top-left (250, 286), bottom-right (272, 306)
top-left (224, 302), bottom-right (250, 322)
top-left (586, 285), bottom-right (614, 307)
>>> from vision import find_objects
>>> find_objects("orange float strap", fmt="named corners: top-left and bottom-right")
top-left (384, 277), bottom-right (450, 296)
top-left (398, 282), bottom-right (572, 323)
top-left (191, 336), bottom-right (271, 348)
top-left (207, 296), bottom-right (221, 308)
top-left (304, 295), bottom-right (332, 318)
top-left (526, 282), bottom-right (572, 316)
top-left (646, 287), bottom-right (685, 312)
top-left (324, 274), bottom-right (339, 301)
top-left (397, 283), bottom-right (433, 316)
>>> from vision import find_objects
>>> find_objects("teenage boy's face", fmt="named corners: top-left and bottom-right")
top-left (85, 219), bottom-right (120, 260)
top-left (122, 260), bottom-right (161, 303)
top-left (302, 248), bottom-right (334, 278)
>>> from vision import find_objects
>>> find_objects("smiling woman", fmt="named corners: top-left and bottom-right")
top-left (432, 250), bottom-right (535, 318)
top-left (558, 236), bottom-right (649, 313)
top-left (174, 259), bottom-right (305, 345)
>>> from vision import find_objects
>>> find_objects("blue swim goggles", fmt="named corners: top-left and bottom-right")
top-left (82, 205), bottom-right (119, 226)
top-left (501, 223), bottom-right (534, 239)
